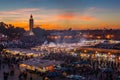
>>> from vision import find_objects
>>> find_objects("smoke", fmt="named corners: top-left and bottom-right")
top-left (41, 38), bottom-right (88, 49)
top-left (43, 40), bottom-right (48, 45)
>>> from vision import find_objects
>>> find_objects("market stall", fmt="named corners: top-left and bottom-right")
top-left (19, 57), bottom-right (64, 73)
top-left (2, 48), bottom-right (43, 57)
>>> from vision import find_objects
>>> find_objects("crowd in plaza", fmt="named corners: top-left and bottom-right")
top-left (0, 50), bottom-right (120, 80)
top-left (0, 53), bottom-right (30, 80)
top-left (42, 53), bottom-right (120, 80)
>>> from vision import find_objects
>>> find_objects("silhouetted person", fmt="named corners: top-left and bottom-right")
top-left (3, 72), bottom-right (9, 80)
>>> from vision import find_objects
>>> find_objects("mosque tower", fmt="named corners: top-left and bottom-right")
top-left (29, 14), bottom-right (34, 35)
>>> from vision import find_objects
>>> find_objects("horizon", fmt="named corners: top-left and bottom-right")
top-left (0, 0), bottom-right (120, 30)
top-left (1, 21), bottom-right (120, 31)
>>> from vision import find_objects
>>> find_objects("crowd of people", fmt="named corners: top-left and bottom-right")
top-left (0, 52), bottom-right (37, 80)
top-left (42, 52), bottom-right (120, 80)
top-left (0, 50), bottom-right (120, 80)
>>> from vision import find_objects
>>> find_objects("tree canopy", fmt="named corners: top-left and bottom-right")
top-left (0, 22), bottom-right (25, 38)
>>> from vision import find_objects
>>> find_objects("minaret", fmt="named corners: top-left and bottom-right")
top-left (29, 14), bottom-right (34, 35)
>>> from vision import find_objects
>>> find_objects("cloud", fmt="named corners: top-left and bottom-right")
top-left (0, 7), bottom-right (97, 21)
top-left (56, 12), bottom-right (76, 20)
top-left (56, 12), bottom-right (96, 21)
top-left (87, 7), bottom-right (97, 12)
top-left (80, 16), bottom-right (96, 21)
top-left (0, 8), bottom-right (62, 22)
top-left (0, 8), bottom-right (40, 15)
top-left (0, 7), bottom-right (99, 30)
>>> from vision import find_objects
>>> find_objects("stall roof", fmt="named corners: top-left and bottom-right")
top-left (22, 57), bottom-right (64, 68)
top-left (4, 48), bottom-right (41, 54)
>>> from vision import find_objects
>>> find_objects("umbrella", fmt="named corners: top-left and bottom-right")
top-left (67, 75), bottom-right (86, 80)
top-left (72, 61), bottom-right (89, 65)
top-left (102, 68), bottom-right (113, 73)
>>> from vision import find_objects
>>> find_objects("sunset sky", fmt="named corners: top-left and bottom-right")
top-left (0, 0), bottom-right (120, 30)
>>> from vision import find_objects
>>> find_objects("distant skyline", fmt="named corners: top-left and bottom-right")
top-left (0, 0), bottom-right (120, 30)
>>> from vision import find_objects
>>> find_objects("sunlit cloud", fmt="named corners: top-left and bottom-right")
top-left (57, 12), bottom-right (75, 20)
top-left (0, 8), bottom-right (40, 15)
top-left (80, 16), bottom-right (96, 21)
top-left (56, 11), bottom-right (96, 21)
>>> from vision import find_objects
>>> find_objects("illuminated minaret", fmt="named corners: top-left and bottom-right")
top-left (29, 14), bottom-right (34, 35)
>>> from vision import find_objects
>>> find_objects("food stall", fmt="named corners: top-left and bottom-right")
top-left (2, 48), bottom-right (43, 57)
top-left (19, 57), bottom-right (64, 73)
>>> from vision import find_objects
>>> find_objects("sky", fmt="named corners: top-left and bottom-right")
top-left (0, 0), bottom-right (120, 30)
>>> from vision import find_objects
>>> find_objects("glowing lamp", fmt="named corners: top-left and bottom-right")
top-left (108, 52), bottom-right (111, 55)
top-left (119, 57), bottom-right (120, 61)
top-left (84, 50), bottom-right (87, 53)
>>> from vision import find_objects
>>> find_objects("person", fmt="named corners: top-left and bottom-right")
top-left (0, 60), bottom-right (1, 70)
top-left (18, 73), bottom-right (23, 80)
top-left (30, 76), bottom-right (33, 80)
top-left (3, 72), bottom-right (9, 80)
top-left (23, 71), bottom-right (28, 80)
top-left (10, 65), bottom-right (15, 76)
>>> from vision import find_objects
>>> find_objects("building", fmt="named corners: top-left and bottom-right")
top-left (29, 14), bottom-right (34, 35)
top-left (24, 14), bottom-right (34, 36)
top-left (47, 30), bottom-right (80, 43)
